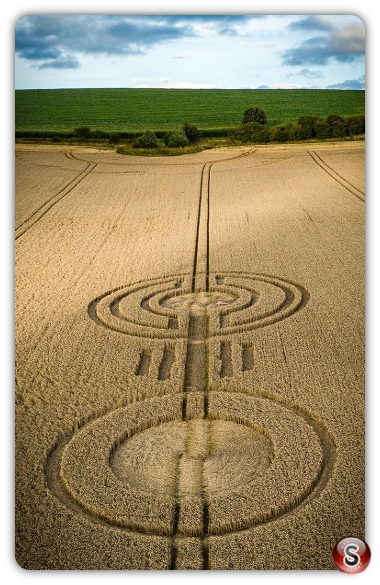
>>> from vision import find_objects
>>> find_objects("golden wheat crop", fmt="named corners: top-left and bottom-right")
top-left (15, 141), bottom-right (365, 570)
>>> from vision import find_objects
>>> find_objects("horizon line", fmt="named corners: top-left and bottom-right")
top-left (15, 87), bottom-right (365, 91)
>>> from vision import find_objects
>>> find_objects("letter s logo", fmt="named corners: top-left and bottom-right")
top-left (344, 544), bottom-right (360, 567)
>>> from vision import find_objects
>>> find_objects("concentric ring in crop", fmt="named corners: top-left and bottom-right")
top-left (88, 272), bottom-right (308, 339)
top-left (47, 390), bottom-right (331, 538)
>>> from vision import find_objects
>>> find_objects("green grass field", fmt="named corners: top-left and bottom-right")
top-left (15, 88), bottom-right (365, 134)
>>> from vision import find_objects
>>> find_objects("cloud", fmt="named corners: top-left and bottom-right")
top-left (15, 15), bottom-right (193, 68)
top-left (107, 19), bottom-right (190, 48)
top-left (325, 74), bottom-right (365, 90)
top-left (288, 16), bottom-right (335, 32)
top-left (287, 68), bottom-right (324, 79)
top-left (37, 55), bottom-right (80, 70)
top-left (15, 14), bottom-right (263, 69)
top-left (282, 21), bottom-right (365, 65)
top-left (15, 15), bottom-right (265, 69)
top-left (163, 15), bottom-right (261, 24)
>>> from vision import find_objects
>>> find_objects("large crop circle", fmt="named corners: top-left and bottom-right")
top-left (49, 391), bottom-right (329, 538)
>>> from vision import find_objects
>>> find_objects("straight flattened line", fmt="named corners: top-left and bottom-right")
top-left (15, 159), bottom-right (92, 231)
top-left (192, 163), bottom-right (208, 293)
top-left (312, 150), bottom-right (365, 196)
top-left (242, 343), bottom-right (254, 372)
top-left (171, 161), bottom-right (212, 569)
top-left (206, 164), bottom-right (213, 293)
top-left (308, 150), bottom-right (364, 203)
top-left (220, 341), bottom-right (233, 378)
top-left (135, 350), bottom-right (151, 377)
top-left (15, 162), bottom-right (97, 240)
top-left (158, 345), bottom-right (175, 381)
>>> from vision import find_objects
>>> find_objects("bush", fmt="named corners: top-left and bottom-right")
top-left (297, 125), bottom-right (314, 140)
top-left (227, 127), bottom-right (243, 141)
top-left (74, 126), bottom-right (92, 138)
top-left (182, 123), bottom-right (200, 143)
top-left (243, 106), bottom-right (267, 125)
top-left (287, 124), bottom-right (301, 141)
top-left (240, 122), bottom-right (262, 143)
top-left (92, 129), bottom-right (108, 139)
top-left (109, 132), bottom-right (121, 145)
top-left (163, 130), bottom-right (189, 148)
top-left (314, 121), bottom-right (330, 140)
top-left (345, 115), bottom-right (365, 136)
top-left (133, 130), bottom-right (160, 149)
top-left (201, 128), bottom-right (229, 138)
top-left (255, 125), bottom-right (271, 143)
top-left (270, 125), bottom-right (290, 143)
top-left (298, 116), bottom-right (322, 138)
top-left (326, 114), bottom-right (342, 127)
top-left (332, 120), bottom-right (347, 138)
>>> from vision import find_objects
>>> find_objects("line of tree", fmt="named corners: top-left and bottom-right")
top-left (16, 105), bottom-right (364, 147)
top-left (228, 105), bottom-right (365, 144)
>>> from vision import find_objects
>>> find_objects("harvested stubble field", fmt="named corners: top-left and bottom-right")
top-left (15, 140), bottom-right (365, 570)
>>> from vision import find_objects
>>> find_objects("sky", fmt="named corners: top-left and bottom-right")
top-left (15, 14), bottom-right (365, 90)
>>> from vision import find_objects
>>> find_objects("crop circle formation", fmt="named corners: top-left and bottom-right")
top-left (51, 391), bottom-right (327, 537)
top-left (45, 270), bottom-right (330, 549)
top-left (15, 144), bottom-right (364, 571)
top-left (88, 271), bottom-right (308, 338)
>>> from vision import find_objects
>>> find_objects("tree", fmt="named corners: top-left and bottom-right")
top-left (133, 130), bottom-right (159, 149)
top-left (240, 122), bottom-right (270, 143)
top-left (326, 114), bottom-right (342, 127)
top-left (165, 130), bottom-right (189, 147)
top-left (243, 105), bottom-right (267, 125)
top-left (109, 132), bottom-right (121, 145)
top-left (298, 116), bottom-right (322, 138)
top-left (332, 120), bottom-right (347, 138)
top-left (270, 125), bottom-right (289, 143)
top-left (74, 126), bottom-right (92, 139)
top-left (345, 115), bottom-right (365, 136)
top-left (314, 121), bottom-right (330, 140)
top-left (182, 123), bottom-right (200, 143)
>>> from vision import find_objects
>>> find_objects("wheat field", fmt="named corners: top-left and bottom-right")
top-left (15, 141), bottom-right (365, 570)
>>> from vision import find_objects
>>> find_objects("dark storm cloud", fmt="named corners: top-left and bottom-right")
top-left (282, 22), bottom-right (365, 66)
top-left (15, 21), bottom-right (63, 61)
top-left (15, 15), bottom-right (192, 68)
top-left (15, 15), bottom-right (262, 69)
